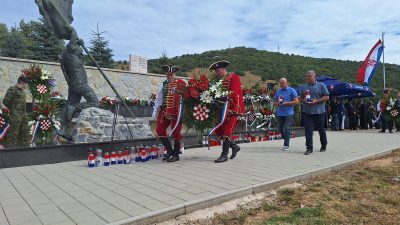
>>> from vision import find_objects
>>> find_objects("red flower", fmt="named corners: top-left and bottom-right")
top-left (198, 81), bottom-right (209, 91)
top-left (51, 91), bottom-right (61, 97)
top-left (260, 87), bottom-right (268, 94)
top-left (188, 79), bottom-right (198, 86)
top-left (2, 108), bottom-right (9, 113)
top-left (189, 87), bottom-right (200, 99)
top-left (242, 88), bottom-right (252, 95)
top-left (185, 92), bottom-right (191, 99)
top-left (33, 106), bottom-right (39, 112)
top-left (200, 74), bottom-right (208, 82)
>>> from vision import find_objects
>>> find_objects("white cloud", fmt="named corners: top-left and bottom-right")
top-left (1, 0), bottom-right (399, 63)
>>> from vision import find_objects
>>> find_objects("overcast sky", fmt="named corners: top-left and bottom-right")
top-left (1, 0), bottom-right (399, 63)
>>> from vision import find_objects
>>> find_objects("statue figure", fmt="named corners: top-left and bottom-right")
top-left (59, 31), bottom-right (99, 139)
top-left (36, 0), bottom-right (98, 139)
top-left (36, 0), bottom-right (136, 141)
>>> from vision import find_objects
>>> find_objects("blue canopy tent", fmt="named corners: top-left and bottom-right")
top-left (295, 76), bottom-right (376, 99)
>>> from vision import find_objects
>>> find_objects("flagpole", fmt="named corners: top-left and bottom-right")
top-left (382, 32), bottom-right (386, 90)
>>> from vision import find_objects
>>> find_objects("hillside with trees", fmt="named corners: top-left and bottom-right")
top-left (148, 47), bottom-right (399, 91)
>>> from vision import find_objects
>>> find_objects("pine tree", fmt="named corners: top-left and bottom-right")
top-left (19, 18), bottom-right (65, 62)
top-left (0, 23), bottom-right (8, 50)
top-left (1, 27), bottom-right (30, 58)
top-left (88, 23), bottom-right (114, 68)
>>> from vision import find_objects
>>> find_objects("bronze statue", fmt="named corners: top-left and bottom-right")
top-left (36, 0), bottom-right (136, 141)
top-left (36, 0), bottom-right (98, 139)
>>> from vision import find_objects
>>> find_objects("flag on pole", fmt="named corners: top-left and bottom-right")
top-left (356, 39), bottom-right (383, 86)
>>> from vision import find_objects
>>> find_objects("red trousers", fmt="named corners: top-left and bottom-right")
top-left (214, 115), bottom-right (238, 139)
top-left (156, 110), bottom-right (182, 141)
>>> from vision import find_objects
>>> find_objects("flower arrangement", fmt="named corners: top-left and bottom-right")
top-left (242, 86), bottom-right (273, 113)
top-left (384, 98), bottom-right (400, 124)
top-left (23, 65), bottom-right (55, 100)
top-left (99, 96), bottom-right (117, 108)
top-left (239, 86), bottom-right (276, 129)
top-left (23, 65), bottom-right (60, 145)
top-left (0, 107), bottom-right (10, 142)
top-left (0, 108), bottom-right (9, 128)
top-left (29, 96), bottom-right (61, 145)
top-left (177, 72), bottom-right (226, 132)
top-left (100, 94), bottom-right (156, 108)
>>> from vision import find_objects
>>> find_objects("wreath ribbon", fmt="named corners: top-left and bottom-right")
top-left (207, 99), bottom-right (229, 137)
top-left (0, 124), bottom-right (10, 141)
top-left (168, 99), bottom-right (184, 137)
top-left (31, 120), bottom-right (40, 143)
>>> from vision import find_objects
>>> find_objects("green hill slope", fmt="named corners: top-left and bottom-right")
top-left (148, 47), bottom-right (399, 91)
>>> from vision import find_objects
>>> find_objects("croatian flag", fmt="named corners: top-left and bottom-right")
top-left (356, 39), bottom-right (383, 86)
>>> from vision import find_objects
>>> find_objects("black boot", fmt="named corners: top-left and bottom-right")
top-left (167, 140), bottom-right (180, 162)
top-left (160, 137), bottom-right (173, 161)
top-left (304, 147), bottom-right (313, 155)
top-left (229, 141), bottom-right (240, 159)
top-left (215, 139), bottom-right (230, 163)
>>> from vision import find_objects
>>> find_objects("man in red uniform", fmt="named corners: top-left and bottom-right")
top-left (153, 65), bottom-right (186, 162)
top-left (209, 61), bottom-right (244, 163)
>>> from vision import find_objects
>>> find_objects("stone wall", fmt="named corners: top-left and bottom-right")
top-left (0, 56), bottom-right (169, 102)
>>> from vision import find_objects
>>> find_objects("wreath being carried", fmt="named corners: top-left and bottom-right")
top-left (178, 72), bottom-right (230, 133)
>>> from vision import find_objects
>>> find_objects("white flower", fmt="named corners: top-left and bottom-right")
top-left (193, 112), bottom-right (197, 116)
top-left (194, 106), bottom-right (198, 110)
top-left (200, 91), bottom-right (212, 103)
top-left (209, 84), bottom-right (218, 92)
top-left (196, 116), bottom-right (200, 120)
top-left (40, 70), bottom-right (51, 80)
top-left (54, 121), bottom-right (61, 130)
top-left (387, 106), bottom-right (392, 111)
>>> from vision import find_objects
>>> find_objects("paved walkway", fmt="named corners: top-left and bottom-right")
top-left (0, 131), bottom-right (399, 225)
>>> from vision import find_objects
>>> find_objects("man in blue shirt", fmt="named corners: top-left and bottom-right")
top-left (274, 78), bottom-right (299, 151)
top-left (299, 70), bottom-right (330, 155)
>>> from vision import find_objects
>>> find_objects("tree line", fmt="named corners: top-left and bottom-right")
top-left (148, 47), bottom-right (399, 91)
top-left (1, 18), bottom-right (398, 92)
top-left (0, 18), bottom-right (114, 68)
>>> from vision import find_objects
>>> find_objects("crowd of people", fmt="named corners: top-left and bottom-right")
top-left (327, 91), bottom-right (400, 133)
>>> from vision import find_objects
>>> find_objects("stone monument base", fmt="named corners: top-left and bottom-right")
top-left (71, 107), bottom-right (153, 143)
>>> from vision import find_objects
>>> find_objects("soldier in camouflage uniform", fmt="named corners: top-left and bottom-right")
top-left (2, 76), bottom-right (30, 146)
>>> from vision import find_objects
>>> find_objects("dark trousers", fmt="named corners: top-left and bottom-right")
top-left (381, 115), bottom-right (393, 132)
top-left (277, 115), bottom-right (293, 147)
top-left (359, 115), bottom-right (368, 129)
top-left (349, 114), bottom-right (357, 130)
top-left (331, 114), bottom-right (339, 130)
top-left (304, 113), bottom-right (328, 150)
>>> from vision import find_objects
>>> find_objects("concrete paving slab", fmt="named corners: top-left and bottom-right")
top-left (0, 131), bottom-right (398, 225)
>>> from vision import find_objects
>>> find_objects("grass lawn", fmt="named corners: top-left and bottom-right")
top-left (191, 150), bottom-right (400, 225)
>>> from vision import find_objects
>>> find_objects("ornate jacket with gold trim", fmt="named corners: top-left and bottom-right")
top-left (153, 79), bottom-right (186, 117)
top-left (220, 73), bottom-right (244, 115)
